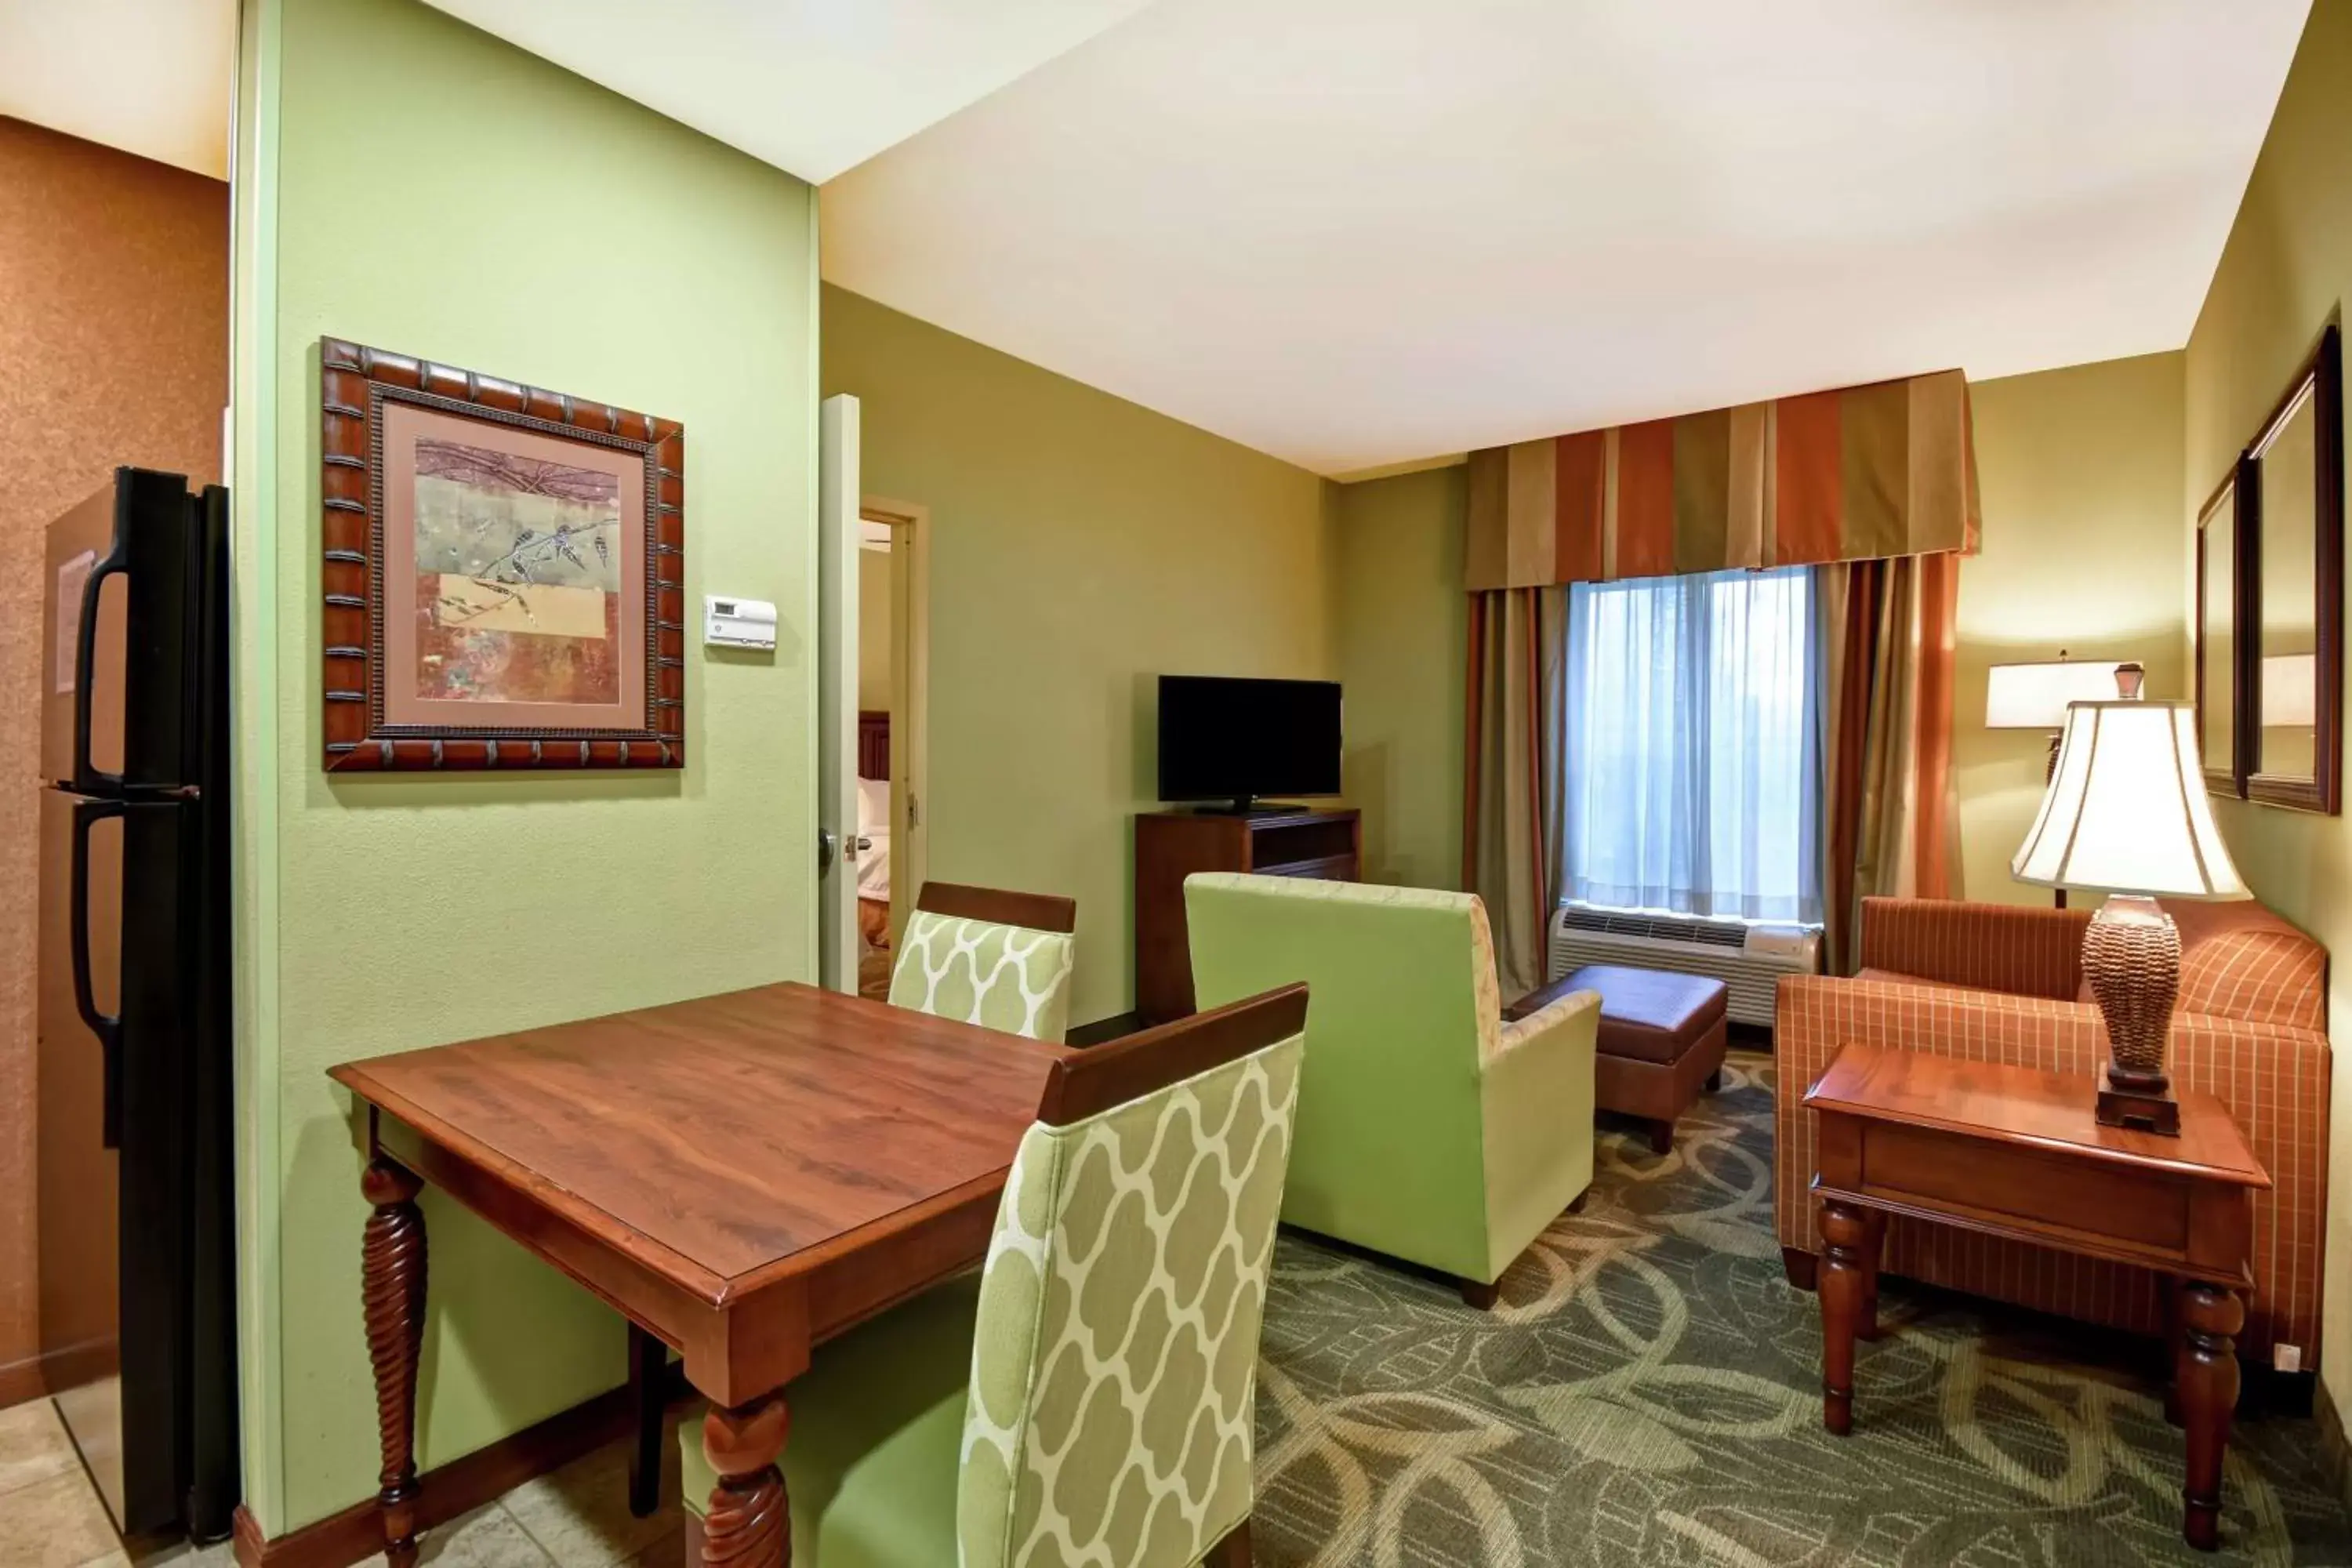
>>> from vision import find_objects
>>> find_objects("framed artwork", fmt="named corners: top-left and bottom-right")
top-left (318, 339), bottom-right (684, 771)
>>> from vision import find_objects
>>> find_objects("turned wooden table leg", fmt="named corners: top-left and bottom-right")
top-left (702, 1393), bottom-right (791, 1566)
top-left (1857, 1210), bottom-right (1887, 1342)
top-left (361, 1158), bottom-right (427, 1568)
top-left (1818, 1199), bottom-right (1875, 1436)
top-left (2178, 1282), bottom-right (2243, 1552)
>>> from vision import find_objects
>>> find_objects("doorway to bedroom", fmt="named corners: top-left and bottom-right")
top-left (856, 499), bottom-right (928, 999)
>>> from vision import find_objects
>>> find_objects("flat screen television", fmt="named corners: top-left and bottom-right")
top-left (1157, 675), bottom-right (1342, 810)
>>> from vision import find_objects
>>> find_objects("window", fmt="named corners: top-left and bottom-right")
top-left (1559, 566), bottom-right (1820, 924)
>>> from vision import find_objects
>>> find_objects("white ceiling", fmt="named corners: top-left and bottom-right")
top-left (0, 0), bottom-right (234, 178)
top-left (3, 1), bottom-right (2308, 478)
top-left (824, 0), bottom-right (2313, 475)
top-left (418, 0), bottom-right (1156, 184)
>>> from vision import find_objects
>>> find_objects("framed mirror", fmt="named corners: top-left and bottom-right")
top-left (2196, 472), bottom-right (2246, 797)
top-left (2246, 324), bottom-right (2343, 814)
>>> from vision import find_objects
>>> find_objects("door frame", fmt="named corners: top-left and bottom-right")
top-left (862, 496), bottom-right (929, 946)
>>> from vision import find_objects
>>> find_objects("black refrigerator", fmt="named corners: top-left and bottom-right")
top-left (37, 467), bottom-right (238, 1542)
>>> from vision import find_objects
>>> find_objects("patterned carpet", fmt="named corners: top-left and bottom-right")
top-left (1250, 1052), bottom-right (2352, 1566)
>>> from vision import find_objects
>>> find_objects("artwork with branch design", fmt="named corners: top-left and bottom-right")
top-left (412, 437), bottom-right (623, 706)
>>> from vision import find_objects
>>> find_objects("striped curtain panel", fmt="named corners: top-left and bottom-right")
top-left (1816, 553), bottom-right (1962, 973)
top-left (1465, 370), bottom-right (1980, 589)
top-left (1462, 586), bottom-right (1568, 998)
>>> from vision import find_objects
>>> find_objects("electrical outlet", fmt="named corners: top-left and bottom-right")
top-left (2277, 1343), bottom-right (2303, 1374)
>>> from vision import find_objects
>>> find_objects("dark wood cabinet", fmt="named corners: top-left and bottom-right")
top-left (1134, 807), bottom-right (1360, 1022)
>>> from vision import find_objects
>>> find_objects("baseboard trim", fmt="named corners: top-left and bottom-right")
top-left (0, 1338), bottom-right (122, 1413)
top-left (230, 1374), bottom-right (667, 1568)
top-left (0, 1355), bottom-right (46, 1410)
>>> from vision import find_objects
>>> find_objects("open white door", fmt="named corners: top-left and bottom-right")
top-left (817, 394), bottom-right (862, 993)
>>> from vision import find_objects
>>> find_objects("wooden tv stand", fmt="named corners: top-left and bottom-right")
top-left (1134, 806), bottom-right (1360, 1023)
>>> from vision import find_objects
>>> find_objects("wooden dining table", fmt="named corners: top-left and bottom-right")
top-left (328, 980), bottom-right (1072, 1568)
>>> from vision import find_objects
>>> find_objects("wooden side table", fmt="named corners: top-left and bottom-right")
top-left (1803, 1044), bottom-right (2270, 1552)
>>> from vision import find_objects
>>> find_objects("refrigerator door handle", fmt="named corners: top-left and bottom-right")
top-left (70, 795), bottom-right (126, 1149)
top-left (73, 529), bottom-right (132, 794)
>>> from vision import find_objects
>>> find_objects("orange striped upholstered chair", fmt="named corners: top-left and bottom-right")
top-left (1776, 895), bottom-right (2330, 1378)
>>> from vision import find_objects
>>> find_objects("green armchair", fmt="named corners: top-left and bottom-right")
top-left (1184, 873), bottom-right (1598, 1305)
top-left (889, 880), bottom-right (1078, 1043)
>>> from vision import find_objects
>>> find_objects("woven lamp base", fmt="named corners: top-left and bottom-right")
top-left (2084, 894), bottom-right (2182, 1135)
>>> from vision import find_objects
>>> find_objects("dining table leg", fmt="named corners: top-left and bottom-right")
top-left (701, 1393), bottom-right (792, 1566)
top-left (361, 1157), bottom-right (428, 1568)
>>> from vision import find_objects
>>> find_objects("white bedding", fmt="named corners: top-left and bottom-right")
top-left (856, 776), bottom-right (891, 904)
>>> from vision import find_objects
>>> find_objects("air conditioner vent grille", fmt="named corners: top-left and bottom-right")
top-left (1547, 905), bottom-right (1823, 1029)
top-left (1554, 906), bottom-right (1747, 949)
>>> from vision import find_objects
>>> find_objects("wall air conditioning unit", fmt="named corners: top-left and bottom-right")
top-left (1546, 906), bottom-right (1822, 1029)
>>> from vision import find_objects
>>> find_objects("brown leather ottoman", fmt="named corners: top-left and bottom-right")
top-left (1505, 964), bottom-right (1728, 1152)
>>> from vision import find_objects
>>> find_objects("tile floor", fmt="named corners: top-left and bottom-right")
top-left (0, 1399), bottom-right (687, 1568)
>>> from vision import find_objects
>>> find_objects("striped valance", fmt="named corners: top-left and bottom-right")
top-left (1465, 369), bottom-right (1981, 590)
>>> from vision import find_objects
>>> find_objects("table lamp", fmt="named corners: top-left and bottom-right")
top-left (1985, 654), bottom-right (2147, 781)
top-left (1987, 655), bottom-right (2146, 909)
top-left (2011, 700), bottom-right (2249, 1134)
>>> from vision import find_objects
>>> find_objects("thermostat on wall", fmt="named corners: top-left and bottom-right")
top-left (705, 594), bottom-right (777, 651)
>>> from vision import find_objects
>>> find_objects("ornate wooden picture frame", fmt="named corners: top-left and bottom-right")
top-left (2194, 465), bottom-right (2251, 800)
top-left (2244, 322), bottom-right (2343, 815)
top-left (319, 339), bottom-right (684, 771)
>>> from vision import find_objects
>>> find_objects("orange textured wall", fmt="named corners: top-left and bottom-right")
top-left (0, 117), bottom-right (227, 1401)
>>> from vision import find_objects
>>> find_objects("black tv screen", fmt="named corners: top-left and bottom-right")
top-left (1157, 676), bottom-right (1342, 806)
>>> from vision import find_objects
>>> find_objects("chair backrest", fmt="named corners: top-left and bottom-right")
top-left (1180, 873), bottom-right (1497, 1270)
top-left (957, 986), bottom-right (1305, 1568)
top-left (889, 880), bottom-right (1078, 1042)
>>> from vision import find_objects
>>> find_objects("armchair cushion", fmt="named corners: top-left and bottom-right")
top-left (1858, 896), bottom-right (2089, 997)
top-left (2164, 898), bottom-right (2327, 1029)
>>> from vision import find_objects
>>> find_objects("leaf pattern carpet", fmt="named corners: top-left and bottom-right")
top-left (1249, 1052), bottom-right (2352, 1566)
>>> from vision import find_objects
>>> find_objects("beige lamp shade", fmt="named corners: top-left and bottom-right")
top-left (1985, 659), bottom-right (2137, 728)
top-left (2012, 701), bottom-right (2250, 898)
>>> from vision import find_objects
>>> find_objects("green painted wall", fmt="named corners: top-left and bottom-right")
top-left (1958, 353), bottom-right (2188, 904)
top-left (1334, 466), bottom-right (1468, 889)
top-left (232, 0), bottom-right (818, 1532)
top-left (2183, 0), bottom-right (2352, 1396)
top-left (818, 285), bottom-right (1336, 1025)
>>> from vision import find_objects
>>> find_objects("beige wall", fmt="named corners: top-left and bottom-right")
top-left (820, 285), bottom-right (1337, 1025)
top-left (2183, 0), bottom-right (2352, 1394)
top-left (1335, 466), bottom-right (1468, 889)
top-left (858, 546), bottom-right (892, 712)
top-left (1958, 353), bottom-right (2189, 903)
top-left (0, 118), bottom-right (228, 1402)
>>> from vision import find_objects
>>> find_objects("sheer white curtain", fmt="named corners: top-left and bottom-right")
top-left (1559, 566), bottom-right (1821, 923)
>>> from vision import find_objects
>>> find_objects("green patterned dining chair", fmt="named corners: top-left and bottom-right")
top-left (623, 880), bottom-right (1083, 1522)
top-left (678, 985), bottom-right (1307, 1567)
top-left (889, 880), bottom-right (1080, 1044)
